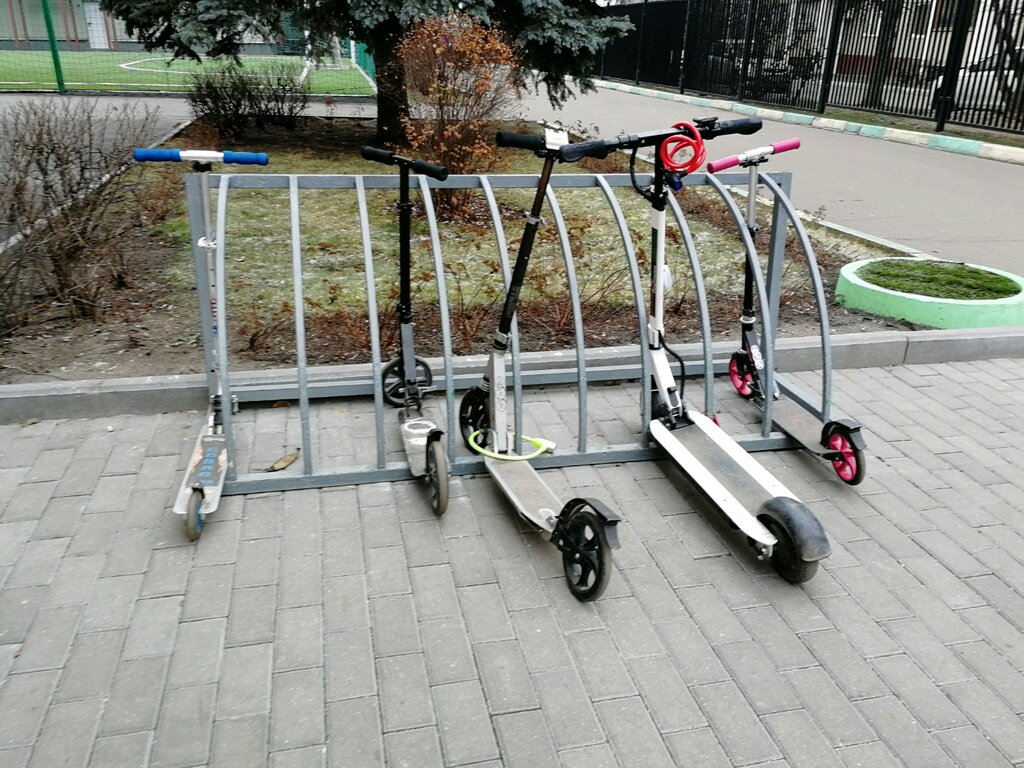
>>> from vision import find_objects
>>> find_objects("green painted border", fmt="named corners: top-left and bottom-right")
top-left (836, 258), bottom-right (1024, 329)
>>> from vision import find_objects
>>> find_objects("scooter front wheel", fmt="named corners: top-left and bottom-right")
top-left (185, 489), bottom-right (205, 542)
top-left (729, 352), bottom-right (756, 399)
top-left (381, 356), bottom-right (432, 407)
top-left (426, 439), bottom-right (449, 516)
top-left (554, 501), bottom-right (612, 602)
top-left (756, 497), bottom-right (830, 584)
top-left (825, 423), bottom-right (866, 485)
top-left (458, 387), bottom-right (490, 452)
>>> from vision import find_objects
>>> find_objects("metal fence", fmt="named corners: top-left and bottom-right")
top-left (0, 1), bottom-right (376, 95)
top-left (600, 0), bottom-right (1024, 135)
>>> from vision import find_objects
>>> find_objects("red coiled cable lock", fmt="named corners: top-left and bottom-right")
top-left (659, 122), bottom-right (706, 174)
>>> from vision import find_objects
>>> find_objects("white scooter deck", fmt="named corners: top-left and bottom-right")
top-left (650, 410), bottom-right (799, 546)
top-left (399, 412), bottom-right (440, 478)
top-left (173, 432), bottom-right (228, 514)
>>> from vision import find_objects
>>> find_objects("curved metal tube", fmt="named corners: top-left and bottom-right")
top-left (355, 176), bottom-right (386, 469)
top-left (214, 174), bottom-right (236, 478)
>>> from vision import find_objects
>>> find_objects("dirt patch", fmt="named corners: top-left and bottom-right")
top-left (0, 117), bottom-right (918, 386)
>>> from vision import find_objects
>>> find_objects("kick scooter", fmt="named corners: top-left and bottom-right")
top-left (458, 126), bottom-right (622, 602)
top-left (559, 118), bottom-right (830, 583)
top-left (706, 141), bottom-right (867, 485)
top-left (361, 145), bottom-right (450, 515)
top-left (134, 147), bottom-right (269, 540)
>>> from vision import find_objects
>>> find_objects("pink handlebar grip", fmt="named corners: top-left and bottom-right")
top-left (772, 137), bottom-right (801, 154)
top-left (706, 154), bottom-right (740, 174)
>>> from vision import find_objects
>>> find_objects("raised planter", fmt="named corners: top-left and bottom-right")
top-left (836, 257), bottom-right (1024, 329)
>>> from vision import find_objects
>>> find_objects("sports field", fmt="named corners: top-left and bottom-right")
top-left (0, 50), bottom-right (376, 95)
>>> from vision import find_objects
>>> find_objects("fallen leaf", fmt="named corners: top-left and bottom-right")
top-left (266, 448), bottom-right (300, 472)
top-left (271, 401), bottom-right (291, 408)
top-left (22, 418), bottom-right (40, 426)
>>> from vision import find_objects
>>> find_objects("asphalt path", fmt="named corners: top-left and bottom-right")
top-left (518, 87), bottom-right (1024, 275)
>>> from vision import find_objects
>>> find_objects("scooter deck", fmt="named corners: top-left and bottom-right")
top-left (173, 433), bottom-right (228, 514)
top-left (483, 456), bottom-right (561, 534)
top-left (650, 413), bottom-right (793, 545)
top-left (765, 397), bottom-right (830, 455)
top-left (399, 413), bottom-right (439, 477)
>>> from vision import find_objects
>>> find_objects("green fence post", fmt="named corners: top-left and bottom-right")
top-left (40, 0), bottom-right (67, 93)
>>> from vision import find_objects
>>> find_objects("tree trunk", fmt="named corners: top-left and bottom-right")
top-left (369, 21), bottom-right (409, 146)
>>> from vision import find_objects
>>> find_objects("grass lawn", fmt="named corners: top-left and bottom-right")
top-left (0, 49), bottom-right (375, 95)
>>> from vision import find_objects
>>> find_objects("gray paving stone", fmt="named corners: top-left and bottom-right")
top-left (323, 574), bottom-right (368, 633)
top-left (370, 594), bottom-right (420, 657)
top-left (322, 527), bottom-right (364, 578)
top-left (802, 629), bottom-right (889, 701)
top-left (421, 617), bottom-right (476, 686)
top-left (0, 521), bottom-right (34, 568)
top-left (960, 605), bottom-right (1024, 669)
top-left (493, 709), bottom-right (558, 768)
top-left (655, 617), bottom-right (730, 686)
top-left (151, 683), bottom-right (217, 768)
top-left (384, 727), bottom-right (442, 768)
top-left (627, 654), bottom-right (706, 733)
top-left (234, 537), bottom-right (281, 588)
top-left (953, 640), bottom-right (1024, 712)
top-left (270, 745), bottom-right (327, 768)
top-left (0, 669), bottom-right (59, 748)
top-left (226, 585), bottom-right (277, 647)
top-left (532, 668), bottom-right (604, 750)
top-left (855, 695), bottom-right (955, 767)
top-left (935, 724), bottom-right (1015, 768)
top-left (942, 679), bottom-right (1024, 763)
top-left (897, 585), bottom-right (981, 645)
top-left (410, 564), bottom-right (461, 621)
top-left (7, 537), bottom-right (69, 588)
top-left (88, 732), bottom-right (153, 768)
top-left (166, 617), bottom-right (226, 688)
top-left (13, 605), bottom-right (81, 672)
top-left (242, 494), bottom-right (284, 540)
top-left (508, 606), bottom-right (572, 673)
top-left (277, 552), bottom-right (323, 609)
top-left (401, 519), bottom-right (449, 568)
top-left (871, 654), bottom-right (969, 731)
top-left (432, 680), bottom-right (499, 765)
top-left (182, 563), bottom-right (234, 621)
top-left (80, 574), bottom-right (142, 632)
top-left (210, 714), bottom-right (268, 768)
top-left (445, 535), bottom-right (498, 587)
top-left (100, 656), bottom-right (170, 736)
top-left (325, 628), bottom-right (375, 701)
top-left (43, 552), bottom-right (105, 608)
top-left (458, 583), bottom-right (514, 644)
top-left (29, 496), bottom-right (86, 540)
top-left (55, 628), bottom-right (124, 702)
top-left (594, 696), bottom-right (675, 768)
top-left (270, 667), bottom-right (326, 751)
top-left (762, 709), bottom-right (844, 768)
top-left (274, 605), bottom-right (323, 672)
top-left (326, 697), bottom-right (383, 768)
top-left (735, 605), bottom-right (817, 671)
top-left (692, 680), bottom-right (783, 766)
top-left (218, 643), bottom-right (272, 719)
top-left (473, 640), bottom-right (537, 714)
top-left (883, 617), bottom-right (974, 686)
top-left (140, 546), bottom-right (193, 598)
top-left (101, 529), bottom-right (158, 577)
top-left (558, 743), bottom-right (618, 768)
top-left (677, 584), bottom-right (751, 645)
top-left (121, 596), bottom-right (182, 659)
top-left (26, 698), bottom-right (102, 768)
top-left (816, 595), bottom-right (902, 658)
top-left (567, 630), bottom-right (636, 701)
top-left (2, 480), bottom-right (58, 521)
top-left (377, 654), bottom-right (434, 732)
top-left (366, 545), bottom-right (411, 598)
top-left (783, 665), bottom-right (877, 748)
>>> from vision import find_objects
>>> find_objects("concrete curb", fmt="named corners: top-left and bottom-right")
top-left (2, 328), bottom-right (1022, 424)
top-left (595, 79), bottom-right (1024, 167)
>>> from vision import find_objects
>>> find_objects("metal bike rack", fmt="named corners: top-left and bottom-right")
top-left (183, 169), bottom-right (820, 496)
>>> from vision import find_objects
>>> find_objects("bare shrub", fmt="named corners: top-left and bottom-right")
top-left (189, 62), bottom-right (310, 140)
top-left (0, 98), bottom-right (160, 325)
top-left (398, 14), bottom-right (522, 217)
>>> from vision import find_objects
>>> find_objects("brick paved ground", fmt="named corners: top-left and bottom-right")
top-left (2, 357), bottom-right (1024, 767)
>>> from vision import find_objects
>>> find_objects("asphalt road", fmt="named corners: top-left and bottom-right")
top-left (518, 86), bottom-right (1024, 276)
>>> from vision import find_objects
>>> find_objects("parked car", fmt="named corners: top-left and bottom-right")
top-left (933, 46), bottom-right (1024, 113)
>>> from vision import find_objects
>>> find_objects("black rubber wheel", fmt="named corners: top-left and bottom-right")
top-left (758, 514), bottom-right (818, 584)
top-left (825, 424), bottom-right (866, 486)
top-left (729, 351), bottom-right (756, 399)
top-left (381, 356), bottom-right (432, 407)
top-left (556, 502), bottom-right (612, 602)
top-left (426, 439), bottom-right (449, 517)
top-left (185, 489), bottom-right (204, 542)
top-left (458, 386), bottom-right (490, 452)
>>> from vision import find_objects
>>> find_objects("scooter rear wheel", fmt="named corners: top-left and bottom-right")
top-left (555, 502), bottom-right (612, 602)
top-left (825, 424), bottom-right (866, 485)
top-left (185, 489), bottom-right (204, 542)
top-left (426, 439), bottom-right (449, 516)
top-left (381, 356), bottom-right (432, 407)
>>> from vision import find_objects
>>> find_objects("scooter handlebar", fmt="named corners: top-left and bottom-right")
top-left (706, 137), bottom-right (800, 174)
top-left (702, 117), bottom-right (763, 138)
top-left (361, 146), bottom-right (449, 180)
top-left (133, 148), bottom-right (269, 165)
top-left (558, 139), bottom-right (611, 163)
top-left (495, 132), bottom-right (547, 152)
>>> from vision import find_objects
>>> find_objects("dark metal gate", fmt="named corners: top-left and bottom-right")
top-left (601, 0), bottom-right (1024, 135)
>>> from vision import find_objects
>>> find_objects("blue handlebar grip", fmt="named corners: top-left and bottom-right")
top-left (133, 148), bottom-right (181, 162)
top-left (223, 151), bottom-right (269, 166)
